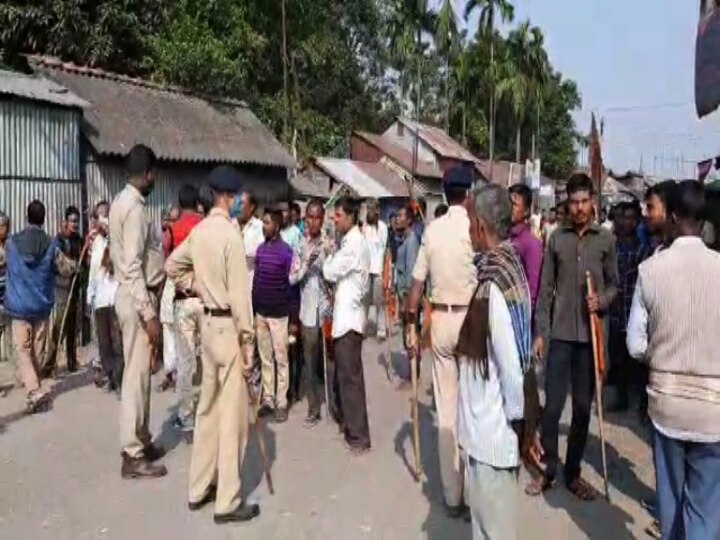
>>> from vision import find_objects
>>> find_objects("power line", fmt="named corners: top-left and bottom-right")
top-left (579, 101), bottom-right (694, 114)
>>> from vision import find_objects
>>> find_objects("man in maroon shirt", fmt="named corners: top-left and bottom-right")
top-left (508, 184), bottom-right (543, 312)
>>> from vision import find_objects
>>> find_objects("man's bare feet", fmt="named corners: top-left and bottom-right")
top-left (525, 475), bottom-right (555, 496)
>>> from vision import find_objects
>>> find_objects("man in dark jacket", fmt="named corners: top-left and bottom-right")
top-left (5, 200), bottom-right (75, 412)
top-left (44, 205), bottom-right (84, 376)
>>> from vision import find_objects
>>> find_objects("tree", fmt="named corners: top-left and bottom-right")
top-left (435, 0), bottom-right (458, 133)
top-left (496, 21), bottom-right (549, 163)
top-left (464, 0), bottom-right (514, 168)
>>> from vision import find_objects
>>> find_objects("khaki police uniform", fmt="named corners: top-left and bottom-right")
top-left (166, 207), bottom-right (254, 515)
top-left (109, 184), bottom-right (165, 459)
top-left (412, 204), bottom-right (477, 507)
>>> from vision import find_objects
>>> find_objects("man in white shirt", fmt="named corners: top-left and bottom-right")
top-left (323, 196), bottom-right (371, 454)
top-left (236, 192), bottom-right (264, 287)
top-left (459, 184), bottom-right (530, 540)
top-left (626, 180), bottom-right (720, 540)
top-left (290, 199), bottom-right (333, 427)
top-left (362, 198), bottom-right (388, 339)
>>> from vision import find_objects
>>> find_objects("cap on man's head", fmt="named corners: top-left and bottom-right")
top-left (443, 165), bottom-right (474, 190)
top-left (209, 165), bottom-right (243, 194)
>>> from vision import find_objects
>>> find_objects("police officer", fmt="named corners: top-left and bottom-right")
top-left (165, 165), bottom-right (259, 524)
top-left (406, 166), bottom-right (476, 517)
top-left (109, 144), bottom-right (167, 478)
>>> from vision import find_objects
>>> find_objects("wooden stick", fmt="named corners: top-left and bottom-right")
top-left (247, 384), bottom-right (275, 495)
top-left (407, 325), bottom-right (422, 483)
top-left (52, 241), bottom-right (91, 362)
top-left (321, 323), bottom-right (331, 424)
top-left (384, 302), bottom-right (394, 383)
top-left (586, 271), bottom-right (610, 502)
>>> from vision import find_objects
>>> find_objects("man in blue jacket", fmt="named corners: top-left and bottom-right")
top-left (5, 200), bottom-right (76, 412)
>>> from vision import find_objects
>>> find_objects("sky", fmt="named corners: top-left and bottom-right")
top-left (452, 0), bottom-right (716, 178)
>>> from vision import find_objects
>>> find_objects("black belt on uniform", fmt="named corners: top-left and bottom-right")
top-left (431, 303), bottom-right (468, 313)
top-left (175, 291), bottom-right (198, 301)
top-left (146, 283), bottom-right (163, 295)
top-left (204, 307), bottom-right (232, 318)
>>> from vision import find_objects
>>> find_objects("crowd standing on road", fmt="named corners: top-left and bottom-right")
top-left (3, 143), bottom-right (720, 537)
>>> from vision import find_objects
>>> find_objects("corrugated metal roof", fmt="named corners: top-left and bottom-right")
top-left (313, 158), bottom-right (417, 199)
top-left (290, 171), bottom-right (332, 199)
top-left (28, 56), bottom-right (295, 169)
top-left (398, 117), bottom-right (479, 163)
top-left (353, 131), bottom-right (442, 178)
top-left (475, 160), bottom-right (524, 188)
top-left (0, 69), bottom-right (89, 108)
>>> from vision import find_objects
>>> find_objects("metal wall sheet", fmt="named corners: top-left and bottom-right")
top-left (0, 98), bottom-right (81, 180)
top-left (1, 177), bottom-right (83, 236)
top-left (86, 158), bottom-right (290, 225)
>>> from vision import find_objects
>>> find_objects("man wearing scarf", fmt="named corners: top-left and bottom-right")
top-left (457, 184), bottom-right (532, 540)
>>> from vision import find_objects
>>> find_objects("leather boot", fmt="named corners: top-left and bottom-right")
top-left (121, 453), bottom-right (167, 479)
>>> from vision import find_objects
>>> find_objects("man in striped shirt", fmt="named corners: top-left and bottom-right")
top-left (253, 208), bottom-right (294, 422)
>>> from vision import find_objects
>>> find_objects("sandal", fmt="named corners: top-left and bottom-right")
top-left (26, 391), bottom-right (51, 414)
top-left (566, 477), bottom-right (597, 501)
top-left (525, 475), bottom-right (556, 496)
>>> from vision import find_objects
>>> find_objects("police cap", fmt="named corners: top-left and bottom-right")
top-left (208, 165), bottom-right (243, 194)
top-left (443, 165), bottom-right (474, 190)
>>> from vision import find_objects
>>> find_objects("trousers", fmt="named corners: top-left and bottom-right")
top-left (654, 429), bottom-right (720, 540)
top-left (95, 306), bottom-right (123, 388)
top-left (467, 457), bottom-right (518, 540)
top-left (334, 331), bottom-right (370, 448)
top-left (174, 297), bottom-right (203, 420)
top-left (256, 314), bottom-right (289, 409)
top-left (0, 311), bottom-right (14, 364)
top-left (302, 324), bottom-right (323, 416)
top-left (46, 287), bottom-right (78, 372)
top-left (189, 315), bottom-right (249, 515)
top-left (11, 319), bottom-right (47, 395)
top-left (364, 274), bottom-right (386, 335)
top-left (430, 310), bottom-right (465, 507)
top-left (115, 286), bottom-right (155, 459)
top-left (540, 340), bottom-right (595, 483)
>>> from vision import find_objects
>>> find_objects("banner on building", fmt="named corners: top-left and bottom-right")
top-left (695, 1), bottom-right (720, 118)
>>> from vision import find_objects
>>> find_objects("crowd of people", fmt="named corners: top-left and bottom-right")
top-left (0, 142), bottom-right (719, 537)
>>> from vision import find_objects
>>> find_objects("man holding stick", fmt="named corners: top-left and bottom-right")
top-left (528, 173), bottom-right (618, 500)
top-left (406, 166), bottom-right (476, 517)
top-left (166, 165), bottom-right (260, 524)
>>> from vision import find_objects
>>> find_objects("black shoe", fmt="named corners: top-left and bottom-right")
top-left (446, 503), bottom-right (469, 520)
top-left (214, 502), bottom-right (260, 524)
top-left (143, 443), bottom-right (166, 462)
top-left (275, 407), bottom-right (288, 423)
top-left (258, 402), bottom-right (274, 418)
top-left (303, 412), bottom-right (321, 428)
top-left (121, 453), bottom-right (167, 479)
top-left (189, 485), bottom-right (217, 511)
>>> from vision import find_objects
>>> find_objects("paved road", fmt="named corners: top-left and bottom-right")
top-left (0, 333), bottom-right (655, 539)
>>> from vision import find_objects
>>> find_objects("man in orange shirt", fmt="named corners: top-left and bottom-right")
top-left (169, 184), bottom-right (205, 432)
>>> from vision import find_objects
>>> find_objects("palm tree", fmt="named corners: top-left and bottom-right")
top-left (464, 0), bottom-right (514, 167)
top-left (453, 44), bottom-right (472, 146)
top-left (497, 21), bottom-right (550, 163)
top-left (386, 0), bottom-right (435, 118)
top-left (435, 0), bottom-right (458, 133)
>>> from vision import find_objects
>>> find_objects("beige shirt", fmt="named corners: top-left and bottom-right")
top-left (412, 205), bottom-right (476, 306)
top-left (165, 208), bottom-right (254, 348)
top-left (109, 184), bottom-right (165, 322)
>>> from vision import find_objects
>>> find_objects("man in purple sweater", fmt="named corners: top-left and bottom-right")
top-left (508, 184), bottom-right (543, 311)
top-left (253, 208), bottom-right (294, 422)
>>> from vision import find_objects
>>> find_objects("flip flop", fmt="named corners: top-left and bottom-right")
top-left (566, 478), bottom-right (598, 501)
top-left (525, 475), bottom-right (556, 496)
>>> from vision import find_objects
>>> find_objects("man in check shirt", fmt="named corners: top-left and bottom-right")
top-left (323, 197), bottom-right (371, 454)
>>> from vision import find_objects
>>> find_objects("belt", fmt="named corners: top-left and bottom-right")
top-left (175, 291), bottom-right (198, 301)
top-left (204, 307), bottom-right (232, 318)
top-left (146, 283), bottom-right (163, 295)
top-left (431, 303), bottom-right (468, 313)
